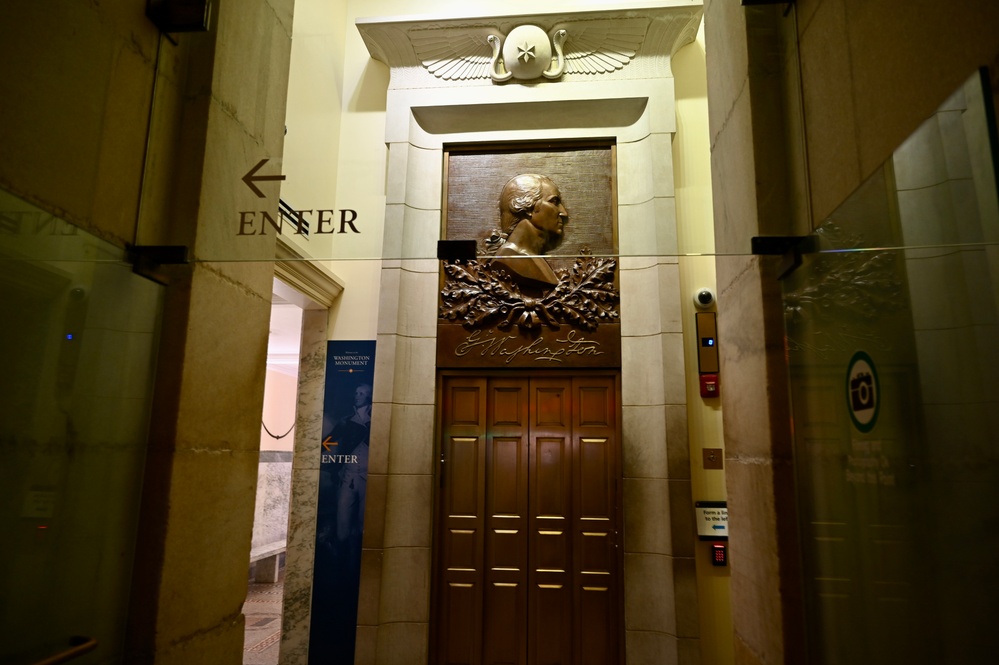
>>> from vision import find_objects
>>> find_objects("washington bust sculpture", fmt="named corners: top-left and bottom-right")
top-left (489, 173), bottom-right (569, 289)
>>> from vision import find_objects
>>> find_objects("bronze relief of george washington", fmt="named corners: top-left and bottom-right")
top-left (489, 173), bottom-right (569, 290)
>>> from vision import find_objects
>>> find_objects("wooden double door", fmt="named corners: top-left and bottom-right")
top-left (433, 374), bottom-right (622, 665)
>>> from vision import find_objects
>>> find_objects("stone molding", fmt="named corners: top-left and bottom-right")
top-left (357, 1), bottom-right (703, 89)
top-left (275, 235), bottom-right (345, 309)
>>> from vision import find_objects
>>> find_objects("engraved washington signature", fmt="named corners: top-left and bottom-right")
top-left (455, 329), bottom-right (604, 364)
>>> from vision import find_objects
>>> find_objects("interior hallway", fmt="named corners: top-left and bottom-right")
top-left (242, 566), bottom-right (285, 665)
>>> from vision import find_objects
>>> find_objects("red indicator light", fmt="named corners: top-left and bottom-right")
top-left (711, 543), bottom-right (727, 567)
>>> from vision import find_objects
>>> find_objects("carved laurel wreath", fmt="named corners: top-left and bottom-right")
top-left (440, 254), bottom-right (620, 332)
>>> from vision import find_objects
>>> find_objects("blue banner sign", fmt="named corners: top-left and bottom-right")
top-left (309, 340), bottom-right (376, 664)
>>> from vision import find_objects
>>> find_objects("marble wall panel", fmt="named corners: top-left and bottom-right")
top-left (251, 458), bottom-right (292, 551)
top-left (280, 308), bottom-right (327, 665)
top-left (724, 460), bottom-right (785, 664)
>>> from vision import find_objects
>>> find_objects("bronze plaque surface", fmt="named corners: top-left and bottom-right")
top-left (445, 145), bottom-right (616, 266)
top-left (438, 144), bottom-right (621, 370)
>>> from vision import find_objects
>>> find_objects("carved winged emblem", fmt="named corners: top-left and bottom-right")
top-left (411, 18), bottom-right (649, 82)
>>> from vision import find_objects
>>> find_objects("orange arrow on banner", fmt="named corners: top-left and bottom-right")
top-left (322, 437), bottom-right (337, 451)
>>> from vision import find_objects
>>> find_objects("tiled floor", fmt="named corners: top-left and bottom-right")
top-left (242, 569), bottom-right (284, 665)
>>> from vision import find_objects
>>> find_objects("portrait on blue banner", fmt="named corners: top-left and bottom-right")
top-left (309, 341), bottom-right (376, 665)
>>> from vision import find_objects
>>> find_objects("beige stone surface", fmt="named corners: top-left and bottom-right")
top-left (624, 552), bottom-right (676, 634)
top-left (725, 461), bottom-right (785, 665)
top-left (626, 630), bottom-right (680, 665)
top-left (368, 406), bottom-right (393, 476)
top-left (381, 204), bottom-right (406, 261)
top-left (673, 556), bottom-right (700, 639)
top-left (619, 198), bottom-right (661, 261)
top-left (624, 477), bottom-right (673, 554)
top-left (354, 625), bottom-right (379, 664)
top-left (678, 636), bottom-right (702, 665)
top-left (156, 446), bottom-right (260, 643)
top-left (375, 622), bottom-right (429, 665)
top-left (397, 268), bottom-right (441, 336)
top-left (621, 264), bottom-right (666, 336)
top-left (622, 335), bottom-right (667, 407)
top-left (707, 90), bottom-right (757, 256)
top-left (382, 474), bottom-right (433, 548)
top-left (798, 0), bottom-right (861, 223)
top-left (622, 404), bottom-right (670, 479)
top-left (703, 0), bottom-right (749, 151)
top-left (386, 404), bottom-right (436, 475)
top-left (362, 473), bottom-right (388, 550)
top-left (376, 266), bottom-right (402, 334)
top-left (667, 479), bottom-right (696, 558)
top-left (665, 404), bottom-right (691, 480)
top-left (618, 137), bottom-right (658, 206)
top-left (357, 550), bottom-right (384, 626)
top-left (378, 547), bottom-right (432, 624)
top-left (154, 617), bottom-right (247, 665)
top-left (654, 196), bottom-right (681, 257)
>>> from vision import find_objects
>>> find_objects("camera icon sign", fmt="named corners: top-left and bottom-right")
top-left (846, 351), bottom-right (880, 433)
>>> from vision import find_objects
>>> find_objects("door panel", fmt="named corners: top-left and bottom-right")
top-left (436, 374), bottom-right (620, 665)
top-left (483, 378), bottom-right (529, 665)
top-left (573, 377), bottom-right (618, 665)
top-left (439, 377), bottom-right (486, 665)
top-left (529, 378), bottom-right (573, 665)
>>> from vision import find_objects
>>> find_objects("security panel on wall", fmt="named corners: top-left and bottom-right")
top-left (695, 311), bottom-right (719, 397)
